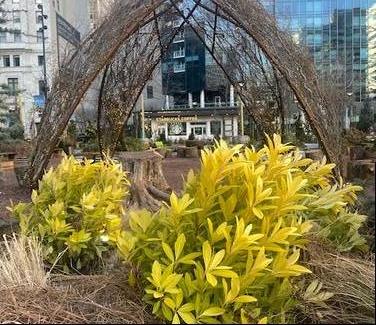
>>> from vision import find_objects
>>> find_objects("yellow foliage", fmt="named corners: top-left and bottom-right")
top-left (10, 156), bottom-right (129, 270)
top-left (118, 134), bottom-right (366, 323)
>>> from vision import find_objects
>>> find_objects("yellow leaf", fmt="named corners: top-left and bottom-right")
top-left (234, 295), bottom-right (258, 303)
top-left (201, 307), bottom-right (225, 317)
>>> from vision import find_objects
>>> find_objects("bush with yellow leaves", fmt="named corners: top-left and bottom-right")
top-left (117, 134), bottom-right (367, 324)
top-left (11, 156), bottom-right (129, 271)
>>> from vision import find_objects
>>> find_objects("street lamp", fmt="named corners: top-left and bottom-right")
top-left (37, 4), bottom-right (48, 101)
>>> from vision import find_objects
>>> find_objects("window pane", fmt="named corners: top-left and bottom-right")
top-left (147, 85), bottom-right (153, 99)
top-left (14, 30), bottom-right (21, 42)
top-left (8, 78), bottom-right (19, 95)
top-left (39, 80), bottom-right (46, 97)
top-left (38, 55), bottom-right (44, 66)
top-left (3, 55), bottom-right (10, 67)
top-left (0, 32), bottom-right (6, 42)
top-left (13, 11), bottom-right (21, 23)
top-left (13, 55), bottom-right (20, 66)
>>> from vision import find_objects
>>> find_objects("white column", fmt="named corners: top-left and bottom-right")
top-left (240, 99), bottom-right (244, 136)
top-left (188, 92), bottom-right (193, 108)
top-left (200, 90), bottom-right (205, 108)
top-left (166, 95), bottom-right (170, 110)
top-left (230, 84), bottom-right (235, 107)
top-left (141, 93), bottom-right (145, 140)
top-left (206, 120), bottom-right (211, 139)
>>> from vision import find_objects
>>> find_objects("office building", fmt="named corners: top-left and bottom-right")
top-left (264, 0), bottom-right (376, 121)
top-left (0, 0), bottom-right (91, 139)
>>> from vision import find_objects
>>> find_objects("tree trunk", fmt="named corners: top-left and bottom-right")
top-left (116, 150), bottom-right (171, 211)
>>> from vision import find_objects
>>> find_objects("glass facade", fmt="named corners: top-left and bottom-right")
top-left (264, 0), bottom-right (376, 102)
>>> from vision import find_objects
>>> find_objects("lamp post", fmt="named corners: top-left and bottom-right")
top-left (37, 4), bottom-right (48, 101)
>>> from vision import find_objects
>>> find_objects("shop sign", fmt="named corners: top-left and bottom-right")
top-left (156, 115), bottom-right (198, 123)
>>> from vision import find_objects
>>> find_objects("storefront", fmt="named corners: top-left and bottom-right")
top-left (145, 108), bottom-right (239, 142)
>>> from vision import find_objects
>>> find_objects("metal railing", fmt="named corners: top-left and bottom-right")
top-left (173, 49), bottom-right (185, 58)
top-left (173, 63), bottom-right (186, 73)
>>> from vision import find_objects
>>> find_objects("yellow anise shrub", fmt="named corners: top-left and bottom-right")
top-left (11, 156), bottom-right (129, 271)
top-left (118, 135), bottom-right (367, 324)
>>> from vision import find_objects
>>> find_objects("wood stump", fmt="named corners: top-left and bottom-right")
top-left (184, 146), bottom-right (199, 158)
top-left (347, 160), bottom-right (375, 180)
top-left (177, 147), bottom-right (186, 158)
top-left (115, 151), bottom-right (172, 211)
top-left (304, 150), bottom-right (324, 161)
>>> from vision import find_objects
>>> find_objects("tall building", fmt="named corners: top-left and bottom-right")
top-left (369, 3), bottom-right (376, 97)
top-left (264, 0), bottom-right (376, 116)
top-left (0, 0), bottom-right (91, 139)
top-left (145, 10), bottom-right (240, 142)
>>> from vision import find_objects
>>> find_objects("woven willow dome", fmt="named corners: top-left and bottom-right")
top-left (26, 0), bottom-right (344, 188)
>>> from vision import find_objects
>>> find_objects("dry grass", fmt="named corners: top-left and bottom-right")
top-left (0, 273), bottom-right (156, 324)
top-left (0, 234), bottom-right (47, 289)
top-left (0, 234), bottom-right (155, 324)
top-left (299, 240), bottom-right (375, 324)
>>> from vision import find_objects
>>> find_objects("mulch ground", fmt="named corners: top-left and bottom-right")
top-left (0, 157), bottom-right (201, 227)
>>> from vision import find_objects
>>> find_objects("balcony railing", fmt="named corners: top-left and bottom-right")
top-left (173, 63), bottom-right (186, 73)
top-left (158, 101), bottom-right (240, 111)
top-left (173, 35), bottom-right (185, 43)
top-left (173, 49), bottom-right (185, 58)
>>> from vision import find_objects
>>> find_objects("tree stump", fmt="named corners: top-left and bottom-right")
top-left (115, 151), bottom-right (172, 211)
top-left (184, 146), bottom-right (199, 158)
top-left (304, 150), bottom-right (324, 161)
top-left (177, 147), bottom-right (186, 158)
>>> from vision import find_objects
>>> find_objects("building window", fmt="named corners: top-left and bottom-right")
top-left (173, 62), bottom-right (185, 73)
top-left (147, 86), bottom-right (153, 99)
top-left (168, 122), bottom-right (187, 136)
top-left (3, 55), bottom-right (10, 67)
top-left (13, 55), bottom-right (20, 67)
top-left (7, 78), bottom-right (19, 96)
top-left (37, 30), bottom-right (43, 43)
top-left (38, 55), bottom-right (44, 66)
top-left (173, 47), bottom-right (185, 58)
top-left (38, 80), bottom-right (46, 97)
top-left (173, 30), bottom-right (185, 43)
top-left (0, 32), bottom-right (6, 43)
top-left (36, 11), bottom-right (43, 24)
top-left (13, 11), bottom-right (21, 23)
top-left (13, 30), bottom-right (21, 42)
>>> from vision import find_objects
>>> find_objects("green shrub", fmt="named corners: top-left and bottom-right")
top-left (10, 156), bottom-right (129, 271)
top-left (118, 137), bottom-right (147, 152)
top-left (118, 135), bottom-right (367, 324)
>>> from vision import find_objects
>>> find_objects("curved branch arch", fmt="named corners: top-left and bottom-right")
top-left (26, 0), bottom-right (342, 187)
